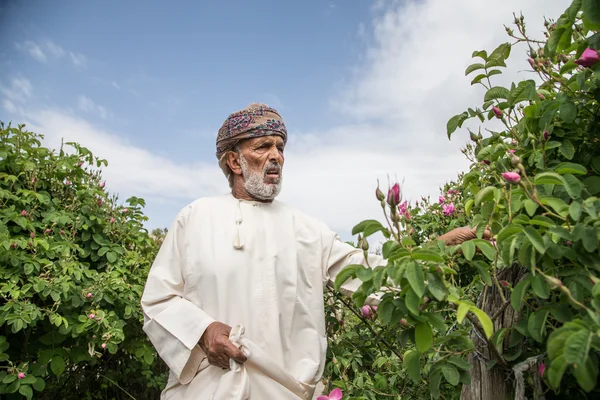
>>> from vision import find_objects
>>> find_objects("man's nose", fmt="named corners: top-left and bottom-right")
top-left (268, 147), bottom-right (283, 164)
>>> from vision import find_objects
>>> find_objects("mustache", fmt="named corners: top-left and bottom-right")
top-left (263, 162), bottom-right (282, 175)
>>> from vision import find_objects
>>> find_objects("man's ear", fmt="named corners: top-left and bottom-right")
top-left (226, 151), bottom-right (242, 176)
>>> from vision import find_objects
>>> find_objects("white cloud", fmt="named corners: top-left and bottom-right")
top-left (77, 95), bottom-right (109, 119)
top-left (111, 81), bottom-right (121, 90)
top-left (45, 40), bottom-right (66, 58)
top-left (70, 52), bottom-right (87, 68)
top-left (1, 77), bottom-right (32, 103)
top-left (24, 109), bottom-right (226, 203)
top-left (16, 40), bottom-right (86, 68)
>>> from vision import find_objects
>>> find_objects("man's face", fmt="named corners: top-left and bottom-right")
top-left (236, 136), bottom-right (285, 200)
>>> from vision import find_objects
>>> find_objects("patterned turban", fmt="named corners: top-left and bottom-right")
top-left (216, 103), bottom-right (287, 160)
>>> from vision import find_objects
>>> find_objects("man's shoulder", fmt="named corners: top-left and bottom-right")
top-left (176, 194), bottom-right (232, 218)
top-left (274, 200), bottom-right (329, 230)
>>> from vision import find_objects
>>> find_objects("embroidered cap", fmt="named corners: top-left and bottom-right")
top-left (216, 103), bottom-right (287, 160)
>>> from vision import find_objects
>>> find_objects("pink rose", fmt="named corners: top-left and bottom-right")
top-left (575, 48), bottom-right (600, 68)
top-left (492, 106), bottom-right (503, 118)
top-left (101, 343), bottom-right (107, 349)
top-left (110, 217), bottom-right (115, 224)
top-left (123, 208), bottom-right (129, 213)
top-left (89, 313), bottom-right (95, 319)
top-left (17, 373), bottom-right (25, 379)
top-left (438, 195), bottom-right (445, 204)
top-left (21, 210), bottom-right (27, 216)
top-left (508, 149), bottom-right (516, 154)
top-left (100, 181), bottom-right (106, 189)
top-left (96, 317), bottom-right (101, 321)
top-left (361, 305), bottom-right (372, 319)
top-left (317, 388), bottom-right (343, 400)
top-left (45, 229), bottom-right (51, 234)
top-left (398, 200), bottom-right (408, 215)
top-left (87, 293), bottom-right (93, 298)
top-left (502, 171), bottom-right (521, 183)
top-left (442, 203), bottom-right (455, 217)
top-left (30, 232), bottom-right (35, 238)
top-left (387, 183), bottom-right (401, 207)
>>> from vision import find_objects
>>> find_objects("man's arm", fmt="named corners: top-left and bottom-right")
top-left (140, 209), bottom-right (217, 384)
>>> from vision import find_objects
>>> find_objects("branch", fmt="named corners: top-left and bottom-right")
top-left (330, 289), bottom-right (404, 361)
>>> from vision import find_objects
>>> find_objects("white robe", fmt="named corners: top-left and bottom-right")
top-left (140, 194), bottom-right (382, 399)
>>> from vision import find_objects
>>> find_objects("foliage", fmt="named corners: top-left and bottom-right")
top-left (332, 1), bottom-right (600, 398)
top-left (0, 123), bottom-right (166, 399)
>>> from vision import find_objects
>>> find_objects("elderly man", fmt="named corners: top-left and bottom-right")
top-left (141, 103), bottom-right (480, 399)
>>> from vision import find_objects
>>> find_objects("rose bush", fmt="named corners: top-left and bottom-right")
top-left (0, 123), bottom-right (166, 399)
top-left (329, 1), bottom-right (600, 398)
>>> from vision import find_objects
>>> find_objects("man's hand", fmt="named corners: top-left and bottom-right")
top-left (199, 321), bottom-right (247, 369)
top-left (437, 226), bottom-right (491, 246)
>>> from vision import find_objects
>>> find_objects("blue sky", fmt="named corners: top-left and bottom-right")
top-left (0, 0), bottom-right (568, 239)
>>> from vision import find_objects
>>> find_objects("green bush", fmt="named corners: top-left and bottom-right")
top-left (330, 1), bottom-right (600, 398)
top-left (0, 123), bottom-right (166, 399)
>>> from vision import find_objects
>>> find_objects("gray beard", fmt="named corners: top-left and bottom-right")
top-left (239, 155), bottom-right (282, 201)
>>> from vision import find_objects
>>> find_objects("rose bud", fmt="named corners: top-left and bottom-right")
top-left (575, 48), bottom-right (600, 68)
top-left (387, 183), bottom-right (401, 207)
top-left (492, 107), bottom-right (503, 118)
top-left (502, 171), bottom-right (521, 183)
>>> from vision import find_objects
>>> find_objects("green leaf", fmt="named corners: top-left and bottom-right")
top-left (582, 227), bottom-right (598, 252)
top-left (528, 309), bottom-right (550, 342)
top-left (363, 222), bottom-right (384, 238)
top-left (32, 377), bottom-right (46, 392)
top-left (555, 162), bottom-right (587, 175)
top-left (51, 356), bottom-right (66, 376)
top-left (484, 86), bottom-right (510, 102)
top-left (334, 264), bottom-right (359, 291)
top-left (425, 313), bottom-right (447, 333)
top-left (569, 202), bottom-right (582, 221)
top-left (547, 354), bottom-right (568, 389)
top-left (403, 350), bottom-right (421, 383)
top-left (550, 304), bottom-right (573, 323)
top-left (583, 176), bottom-right (600, 195)
top-left (475, 186), bottom-right (495, 206)
top-left (583, 0), bottom-right (600, 26)
top-left (568, 0), bottom-right (583, 21)
top-left (559, 139), bottom-right (575, 160)
top-left (106, 251), bottom-right (117, 263)
top-left (406, 262), bottom-right (425, 298)
top-left (563, 174), bottom-right (583, 199)
top-left (465, 63), bottom-right (485, 75)
top-left (351, 219), bottom-right (381, 235)
top-left (540, 196), bottom-right (569, 217)
top-left (461, 241), bottom-right (475, 260)
top-left (457, 303), bottom-right (469, 323)
top-left (472, 260), bottom-right (492, 286)
top-left (559, 101), bottom-right (577, 123)
top-left (470, 73), bottom-right (488, 85)
top-left (426, 272), bottom-right (447, 301)
top-left (405, 288), bottom-right (420, 316)
top-left (564, 329), bottom-right (592, 365)
top-left (511, 277), bottom-right (531, 311)
top-left (494, 225), bottom-right (524, 244)
top-left (411, 249), bottom-right (444, 263)
top-left (573, 353), bottom-right (599, 392)
top-left (523, 199), bottom-right (538, 216)
top-left (448, 356), bottom-right (472, 371)
top-left (429, 371), bottom-right (442, 400)
top-left (415, 322), bottom-right (433, 352)
top-left (471, 306), bottom-right (493, 339)
top-left (530, 216), bottom-right (556, 228)
top-left (531, 274), bottom-right (550, 299)
top-left (472, 239), bottom-right (495, 261)
top-left (441, 364), bottom-right (460, 386)
top-left (382, 241), bottom-right (400, 259)
top-left (447, 112), bottom-right (469, 138)
top-left (534, 172), bottom-right (564, 185)
top-left (19, 385), bottom-right (33, 400)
